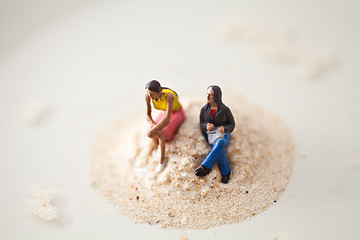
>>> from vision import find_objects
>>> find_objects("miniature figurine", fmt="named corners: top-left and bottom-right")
top-left (145, 80), bottom-right (185, 173)
top-left (195, 85), bottom-right (235, 183)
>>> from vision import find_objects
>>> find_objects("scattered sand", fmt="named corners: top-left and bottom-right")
top-left (23, 101), bottom-right (52, 126)
top-left (91, 96), bottom-right (293, 229)
top-left (220, 18), bottom-right (337, 78)
top-left (27, 185), bottom-right (58, 221)
top-left (270, 232), bottom-right (302, 240)
top-left (179, 235), bottom-right (188, 240)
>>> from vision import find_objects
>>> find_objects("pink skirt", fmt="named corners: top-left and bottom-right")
top-left (154, 107), bottom-right (185, 141)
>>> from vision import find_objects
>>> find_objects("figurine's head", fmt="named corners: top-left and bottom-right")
top-left (207, 85), bottom-right (223, 107)
top-left (145, 80), bottom-right (162, 101)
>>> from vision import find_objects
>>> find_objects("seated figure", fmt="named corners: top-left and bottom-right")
top-left (145, 80), bottom-right (185, 173)
top-left (195, 85), bottom-right (235, 183)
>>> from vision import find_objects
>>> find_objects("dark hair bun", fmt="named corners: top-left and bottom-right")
top-left (145, 80), bottom-right (162, 93)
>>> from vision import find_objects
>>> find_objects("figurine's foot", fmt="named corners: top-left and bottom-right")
top-left (155, 163), bottom-right (165, 173)
top-left (221, 173), bottom-right (231, 184)
top-left (194, 165), bottom-right (210, 177)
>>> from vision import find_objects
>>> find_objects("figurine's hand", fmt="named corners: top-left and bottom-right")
top-left (206, 123), bottom-right (215, 131)
top-left (217, 126), bottom-right (225, 133)
top-left (147, 129), bottom-right (155, 138)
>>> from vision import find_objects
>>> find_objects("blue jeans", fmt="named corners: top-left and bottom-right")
top-left (202, 132), bottom-right (231, 176)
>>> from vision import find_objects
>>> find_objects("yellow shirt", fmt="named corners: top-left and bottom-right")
top-left (152, 88), bottom-right (182, 111)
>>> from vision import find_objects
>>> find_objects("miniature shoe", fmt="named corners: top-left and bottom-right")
top-left (194, 165), bottom-right (210, 177)
top-left (155, 163), bottom-right (165, 173)
top-left (221, 173), bottom-right (231, 184)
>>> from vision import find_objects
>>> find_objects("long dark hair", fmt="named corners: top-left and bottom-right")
top-left (208, 85), bottom-right (223, 107)
top-left (145, 80), bottom-right (178, 96)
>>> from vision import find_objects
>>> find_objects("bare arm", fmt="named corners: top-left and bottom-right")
top-left (145, 93), bottom-right (155, 126)
top-left (149, 93), bottom-right (174, 136)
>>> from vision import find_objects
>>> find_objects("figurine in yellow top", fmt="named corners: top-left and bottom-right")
top-left (145, 80), bottom-right (185, 173)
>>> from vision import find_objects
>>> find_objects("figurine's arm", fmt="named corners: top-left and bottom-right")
top-left (145, 93), bottom-right (155, 126)
top-left (199, 106), bottom-right (208, 133)
top-left (149, 93), bottom-right (174, 135)
top-left (223, 107), bottom-right (235, 133)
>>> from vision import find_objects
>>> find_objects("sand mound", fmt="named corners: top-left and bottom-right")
top-left (91, 96), bottom-right (293, 229)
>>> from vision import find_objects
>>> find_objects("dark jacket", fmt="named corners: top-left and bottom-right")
top-left (199, 103), bottom-right (235, 135)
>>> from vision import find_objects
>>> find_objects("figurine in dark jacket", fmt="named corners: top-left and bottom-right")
top-left (195, 85), bottom-right (235, 183)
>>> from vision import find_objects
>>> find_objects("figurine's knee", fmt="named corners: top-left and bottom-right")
top-left (214, 138), bottom-right (226, 148)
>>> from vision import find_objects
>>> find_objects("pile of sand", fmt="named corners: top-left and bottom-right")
top-left (91, 96), bottom-right (293, 229)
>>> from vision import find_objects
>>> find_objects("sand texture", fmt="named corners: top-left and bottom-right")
top-left (91, 96), bottom-right (293, 229)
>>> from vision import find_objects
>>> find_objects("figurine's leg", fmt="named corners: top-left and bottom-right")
top-left (147, 136), bottom-right (159, 155)
top-left (157, 132), bottom-right (166, 164)
top-left (202, 133), bottom-right (230, 169)
top-left (217, 150), bottom-right (231, 176)
top-left (152, 135), bottom-right (159, 146)
top-left (202, 138), bottom-right (227, 169)
top-left (155, 132), bottom-right (167, 173)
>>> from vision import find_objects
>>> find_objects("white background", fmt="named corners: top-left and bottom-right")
top-left (0, 0), bottom-right (359, 239)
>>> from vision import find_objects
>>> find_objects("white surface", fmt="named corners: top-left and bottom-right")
top-left (0, 0), bottom-right (359, 239)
